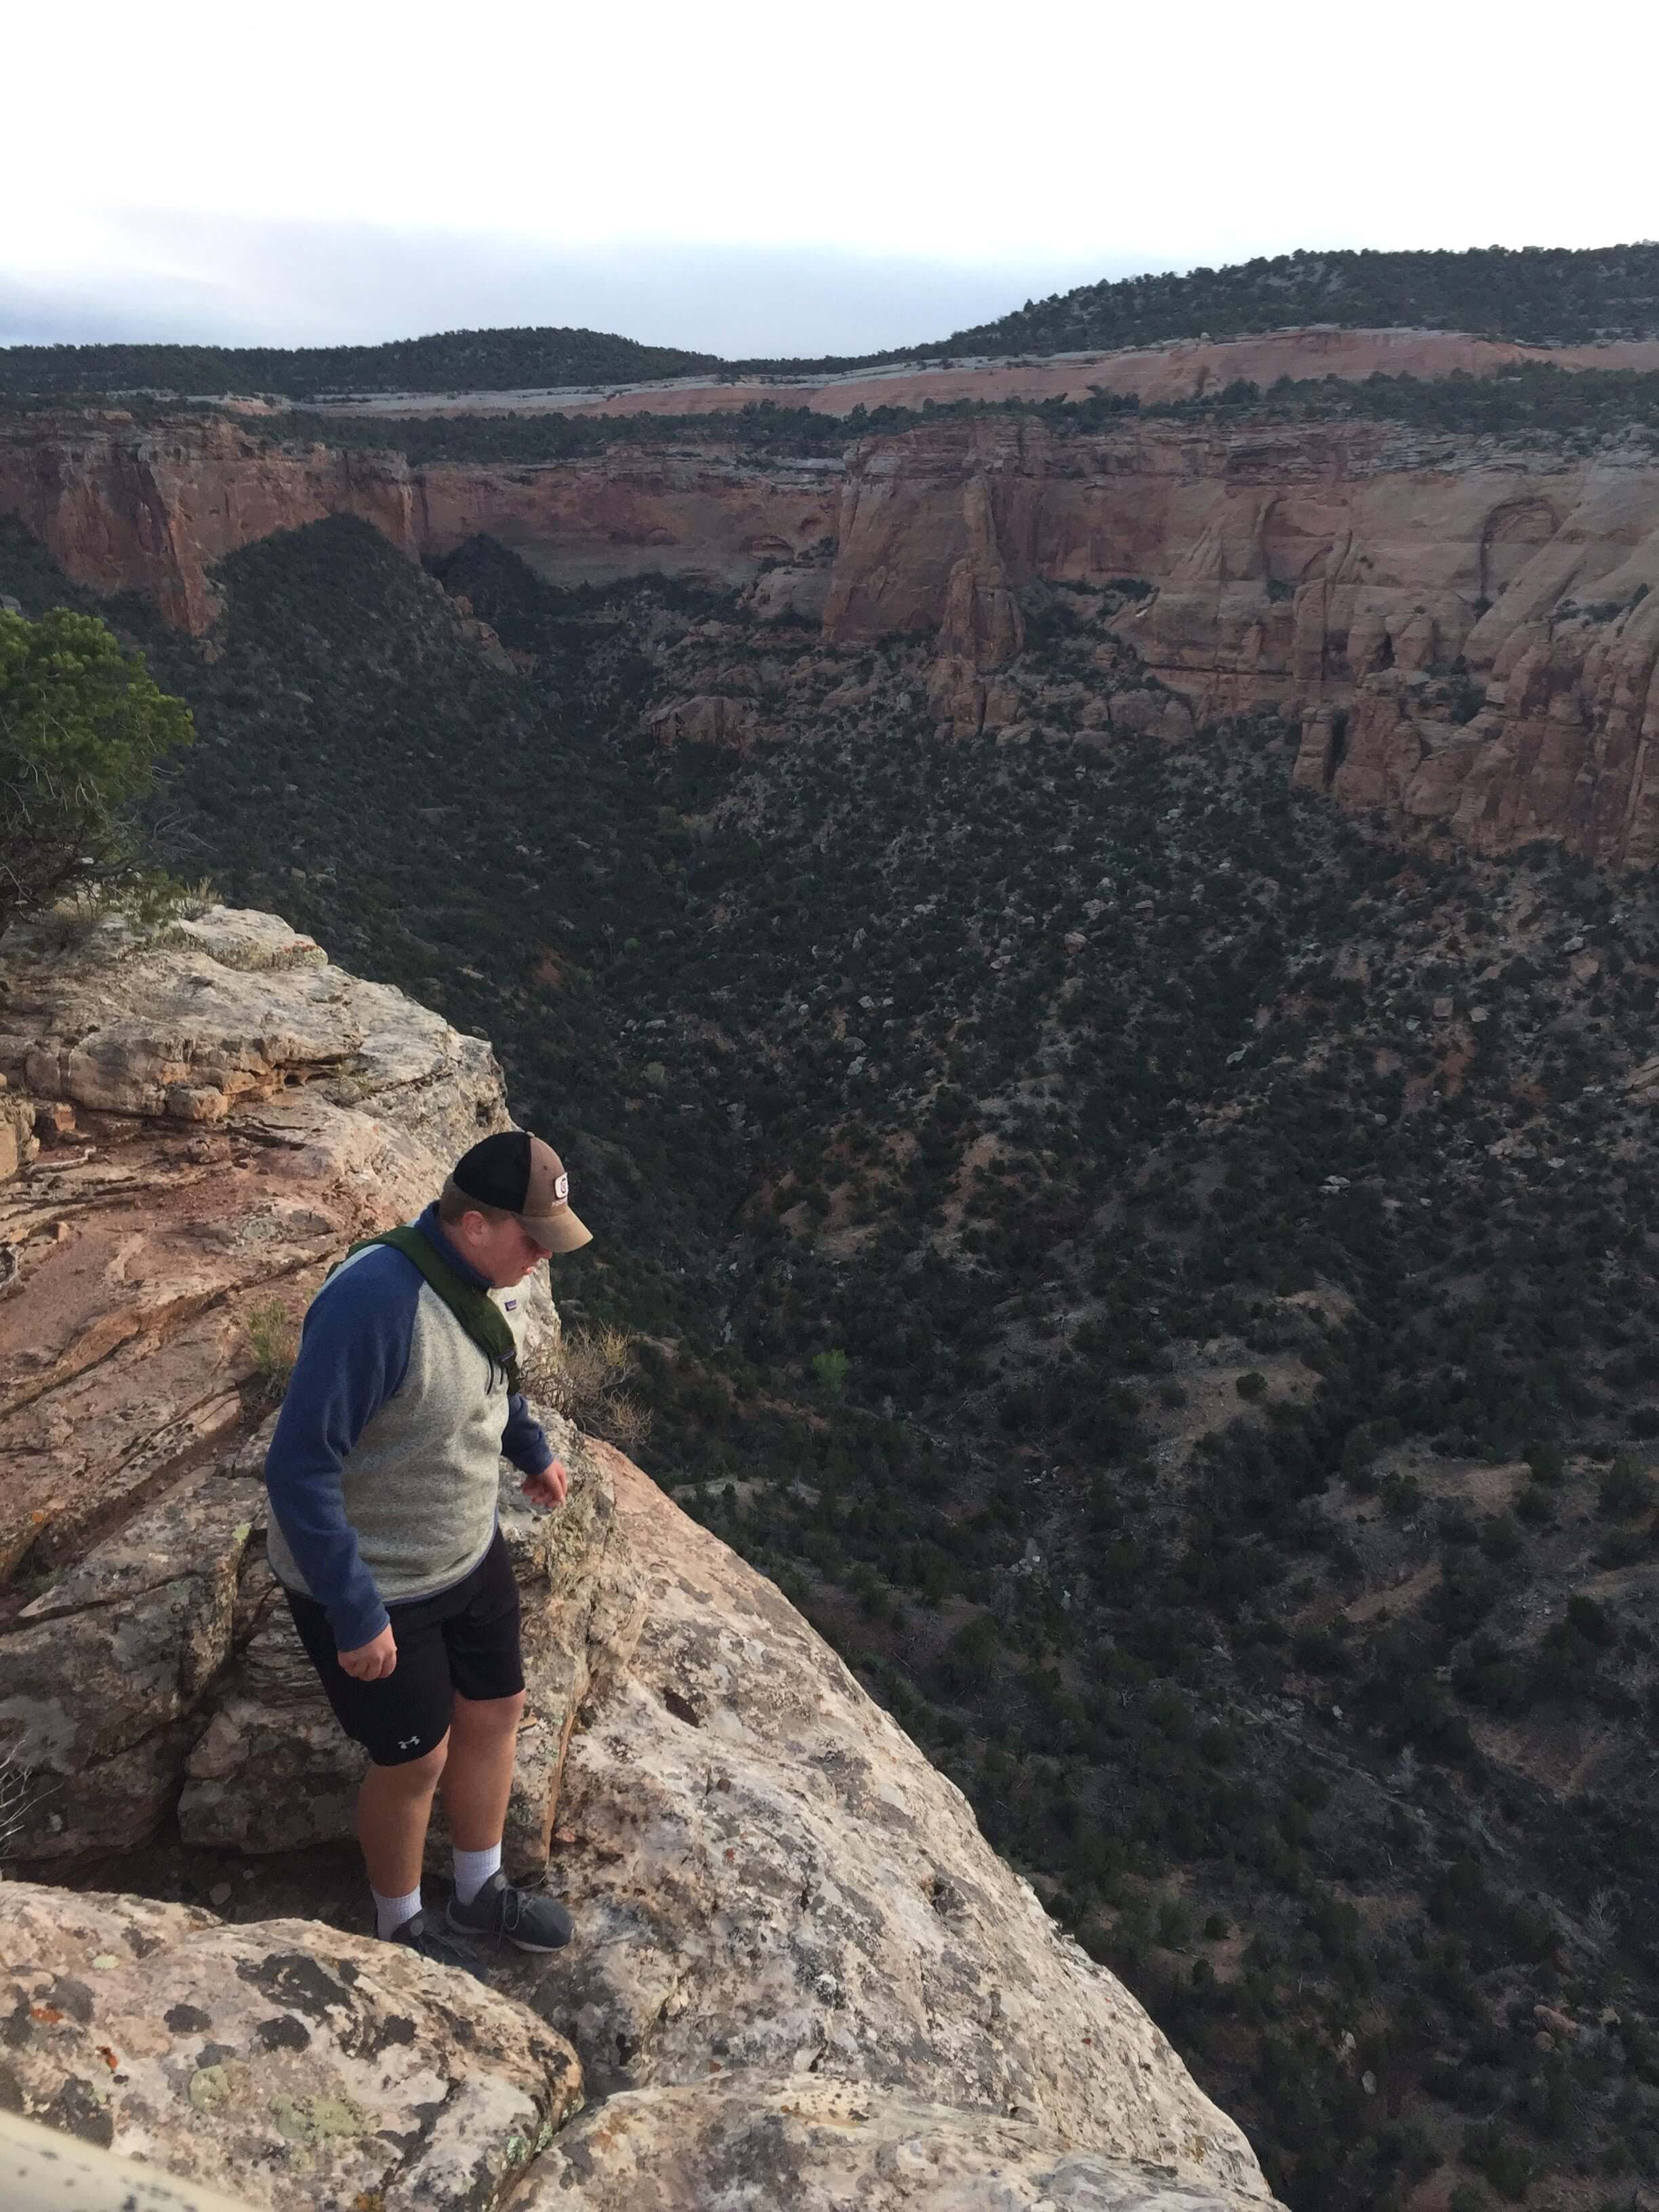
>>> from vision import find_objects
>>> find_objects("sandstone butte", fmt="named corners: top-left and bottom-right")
top-left (0, 904), bottom-right (1285, 2211)
top-left (6, 347), bottom-right (1659, 865)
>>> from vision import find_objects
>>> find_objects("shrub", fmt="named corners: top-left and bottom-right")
top-left (520, 1324), bottom-right (654, 1447)
top-left (1566, 1593), bottom-right (1617, 1648)
top-left (1599, 1456), bottom-right (1654, 1518)
top-left (1157, 1897), bottom-right (1193, 1948)
top-left (0, 605), bottom-right (194, 936)
top-left (243, 1296), bottom-right (299, 1407)
top-left (1380, 1470), bottom-right (1425, 1523)
top-left (812, 1347), bottom-right (851, 1399)
top-left (1464, 2122), bottom-right (1538, 2200)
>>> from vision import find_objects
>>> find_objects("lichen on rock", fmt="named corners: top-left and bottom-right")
top-left (0, 1885), bottom-right (581, 2211)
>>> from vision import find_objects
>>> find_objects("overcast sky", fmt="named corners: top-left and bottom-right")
top-left (6, 0), bottom-right (1656, 360)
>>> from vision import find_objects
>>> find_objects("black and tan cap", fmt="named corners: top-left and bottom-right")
top-left (447, 1130), bottom-right (592, 1254)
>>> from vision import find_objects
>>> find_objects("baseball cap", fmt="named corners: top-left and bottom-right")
top-left (448, 1130), bottom-right (592, 1254)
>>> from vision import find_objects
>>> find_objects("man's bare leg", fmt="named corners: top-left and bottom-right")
top-left (442, 1690), bottom-right (525, 1853)
top-left (357, 1735), bottom-right (449, 1902)
top-left (442, 1689), bottom-right (573, 1950)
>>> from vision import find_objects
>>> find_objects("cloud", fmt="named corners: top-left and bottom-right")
top-left (0, 210), bottom-right (1136, 361)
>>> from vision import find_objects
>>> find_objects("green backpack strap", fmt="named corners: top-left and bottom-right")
top-left (334, 1223), bottom-right (521, 1393)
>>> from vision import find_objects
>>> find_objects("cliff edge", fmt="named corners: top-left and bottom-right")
top-left (0, 908), bottom-right (1281, 2209)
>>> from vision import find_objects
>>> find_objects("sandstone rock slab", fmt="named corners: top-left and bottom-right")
top-left (0, 1467), bottom-right (262, 1861)
top-left (0, 905), bottom-right (510, 1586)
top-left (523, 2076), bottom-right (1269, 2212)
top-left (0, 1881), bottom-right (582, 2211)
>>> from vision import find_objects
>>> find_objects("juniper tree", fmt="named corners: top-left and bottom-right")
top-left (0, 605), bottom-right (193, 936)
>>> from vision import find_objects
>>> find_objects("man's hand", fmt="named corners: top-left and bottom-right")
top-left (521, 1458), bottom-right (569, 1509)
top-left (338, 1624), bottom-right (397, 1681)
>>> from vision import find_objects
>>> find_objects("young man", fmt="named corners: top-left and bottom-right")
top-left (264, 1128), bottom-right (591, 1973)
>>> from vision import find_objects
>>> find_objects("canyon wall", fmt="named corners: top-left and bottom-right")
top-left (5, 405), bottom-right (1659, 862)
top-left (0, 414), bottom-right (837, 630)
top-left (413, 449), bottom-right (839, 590)
top-left (823, 415), bottom-right (1659, 864)
top-left (0, 415), bottom-right (417, 632)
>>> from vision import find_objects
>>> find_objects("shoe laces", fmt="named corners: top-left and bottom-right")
top-left (493, 1881), bottom-right (527, 1947)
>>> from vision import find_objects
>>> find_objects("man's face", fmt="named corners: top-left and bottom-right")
top-left (457, 1210), bottom-right (551, 1287)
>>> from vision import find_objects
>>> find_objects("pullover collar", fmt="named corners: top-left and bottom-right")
top-left (414, 1201), bottom-right (493, 1292)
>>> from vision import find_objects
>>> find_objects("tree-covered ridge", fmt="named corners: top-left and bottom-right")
top-left (1158, 360), bottom-right (1659, 445)
top-left (0, 323), bottom-right (718, 400)
top-left (934, 242), bottom-right (1659, 360)
top-left (7, 242), bottom-right (1659, 400)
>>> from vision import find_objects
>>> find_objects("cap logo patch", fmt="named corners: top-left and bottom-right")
top-left (554, 1173), bottom-right (569, 1202)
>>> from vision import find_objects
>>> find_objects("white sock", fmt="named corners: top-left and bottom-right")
top-left (373, 1885), bottom-right (423, 1940)
top-left (452, 1842), bottom-right (502, 1906)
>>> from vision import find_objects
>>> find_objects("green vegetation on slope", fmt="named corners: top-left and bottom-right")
top-left (1153, 360), bottom-right (1659, 447)
top-left (0, 602), bottom-right (194, 935)
top-left (7, 242), bottom-right (1659, 401)
top-left (934, 241), bottom-right (1659, 359)
top-left (11, 510), bottom-right (1659, 2209)
top-left (0, 324), bottom-right (717, 400)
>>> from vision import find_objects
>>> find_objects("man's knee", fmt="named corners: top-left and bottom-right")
top-left (452, 1689), bottom-right (525, 1737)
top-left (369, 1732), bottom-right (449, 1790)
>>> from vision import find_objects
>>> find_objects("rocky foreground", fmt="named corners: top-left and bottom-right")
top-left (0, 909), bottom-right (1279, 2209)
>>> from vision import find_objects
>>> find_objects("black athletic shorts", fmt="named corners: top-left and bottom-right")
top-left (283, 1530), bottom-right (523, 1768)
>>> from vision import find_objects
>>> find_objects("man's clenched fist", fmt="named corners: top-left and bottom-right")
top-left (338, 1623), bottom-right (398, 1680)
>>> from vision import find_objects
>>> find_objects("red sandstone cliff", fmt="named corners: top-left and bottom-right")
top-left (413, 450), bottom-right (838, 592)
top-left (822, 416), bottom-right (1659, 864)
top-left (4, 407), bottom-right (1659, 866)
top-left (0, 415), bottom-right (838, 632)
top-left (0, 413), bottom-right (419, 632)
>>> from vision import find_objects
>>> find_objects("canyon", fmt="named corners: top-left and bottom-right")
top-left (12, 325), bottom-right (1659, 2206)
top-left (4, 374), bottom-right (1659, 865)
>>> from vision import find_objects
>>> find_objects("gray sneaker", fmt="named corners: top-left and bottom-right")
top-left (385, 1908), bottom-right (490, 1981)
top-left (446, 1869), bottom-right (574, 1954)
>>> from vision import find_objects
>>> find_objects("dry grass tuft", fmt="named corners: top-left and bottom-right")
top-left (0, 1744), bottom-right (35, 1858)
top-left (522, 1324), bottom-right (654, 1450)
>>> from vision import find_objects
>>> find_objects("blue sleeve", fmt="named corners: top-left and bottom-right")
top-left (264, 1252), bottom-right (417, 1650)
top-left (503, 1392), bottom-right (553, 1475)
